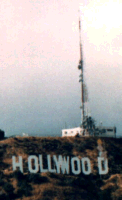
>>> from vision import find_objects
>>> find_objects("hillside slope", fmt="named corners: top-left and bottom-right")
top-left (0, 136), bottom-right (122, 200)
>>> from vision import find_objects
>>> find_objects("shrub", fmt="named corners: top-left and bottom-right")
top-left (57, 176), bottom-right (76, 187)
top-left (23, 138), bottom-right (29, 143)
top-left (0, 150), bottom-right (4, 157)
top-left (3, 182), bottom-right (14, 194)
top-left (42, 189), bottom-right (57, 199)
top-left (0, 193), bottom-right (7, 200)
top-left (13, 170), bottom-right (24, 181)
top-left (74, 143), bottom-right (87, 152)
top-left (0, 171), bottom-right (4, 179)
top-left (71, 176), bottom-right (88, 188)
top-left (0, 179), bottom-right (4, 186)
top-left (47, 172), bottom-right (58, 179)
top-left (42, 139), bottom-right (61, 151)
top-left (62, 142), bottom-right (73, 151)
top-left (17, 181), bottom-right (32, 197)
top-left (84, 141), bottom-right (94, 150)
top-left (26, 173), bottom-right (48, 184)
top-left (63, 187), bottom-right (87, 200)
top-left (99, 189), bottom-right (112, 200)
top-left (59, 142), bottom-right (73, 155)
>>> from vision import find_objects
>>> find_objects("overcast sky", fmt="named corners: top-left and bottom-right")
top-left (0, 0), bottom-right (122, 137)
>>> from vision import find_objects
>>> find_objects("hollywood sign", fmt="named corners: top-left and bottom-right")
top-left (12, 154), bottom-right (108, 175)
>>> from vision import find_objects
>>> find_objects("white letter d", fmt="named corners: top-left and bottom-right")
top-left (98, 157), bottom-right (108, 175)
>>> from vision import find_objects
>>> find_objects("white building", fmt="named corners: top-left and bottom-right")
top-left (62, 127), bottom-right (89, 137)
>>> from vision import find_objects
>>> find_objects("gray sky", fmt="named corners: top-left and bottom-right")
top-left (0, 0), bottom-right (122, 137)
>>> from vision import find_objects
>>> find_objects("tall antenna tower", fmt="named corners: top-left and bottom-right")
top-left (78, 10), bottom-right (85, 125)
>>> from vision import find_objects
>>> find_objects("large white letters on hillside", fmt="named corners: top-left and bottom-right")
top-left (28, 156), bottom-right (39, 173)
top-left (98, 157), bottom-right (108, 175)
top-left (82, 157), bottom-right (91, 175)
top-left (53, 155), bottom-right (69, 174)
top-left (12, 156), bottom-right (23, 173)
top-left (12, 155), bottom-right (108, 175)
top-left (71, 157), bottom-right (81, 175)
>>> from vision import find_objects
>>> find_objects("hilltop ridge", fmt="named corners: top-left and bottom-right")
top-left (0, 136), bottom-right (122, 199)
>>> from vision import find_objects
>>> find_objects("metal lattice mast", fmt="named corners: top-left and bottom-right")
top-left (78, 11), bottom-right (85, 125)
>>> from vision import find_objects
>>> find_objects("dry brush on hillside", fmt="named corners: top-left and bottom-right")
top-left (0, 136), bottom-right (122, 199)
